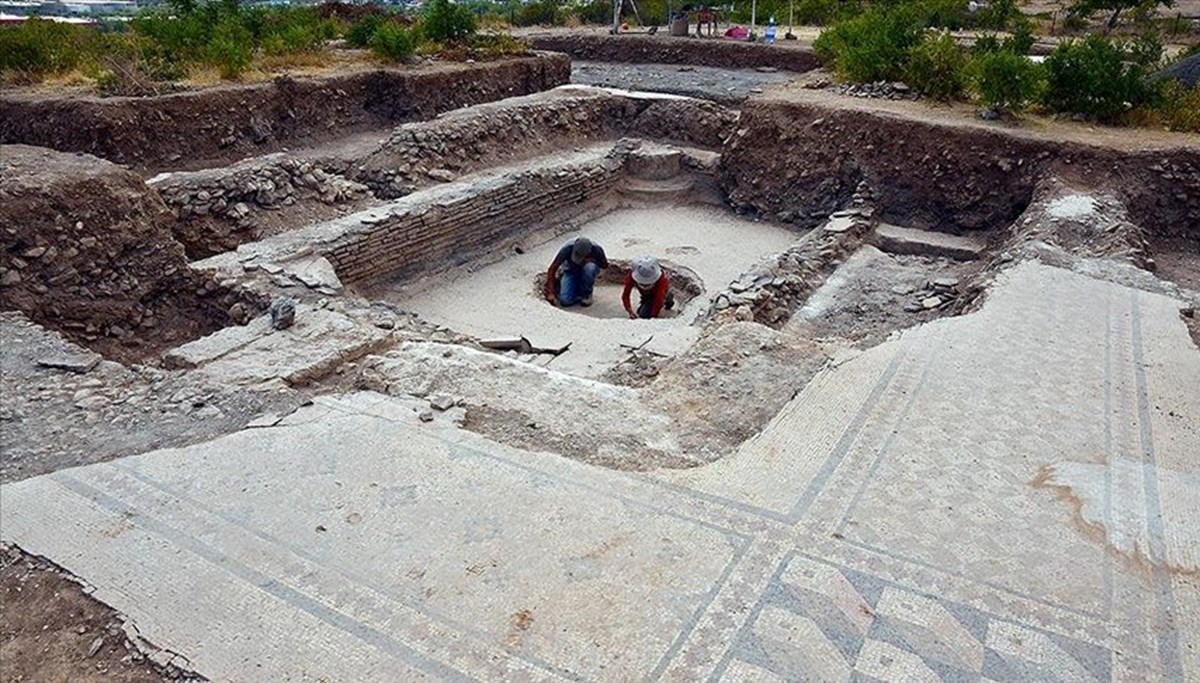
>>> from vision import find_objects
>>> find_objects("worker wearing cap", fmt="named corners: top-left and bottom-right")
top-left (545, 236), bottom-right (609, 307)
top-left (623, 257), bottom-right (672, 319)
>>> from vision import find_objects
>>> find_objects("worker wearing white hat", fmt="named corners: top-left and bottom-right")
top-left (622, 257), bottom-right (673, 319)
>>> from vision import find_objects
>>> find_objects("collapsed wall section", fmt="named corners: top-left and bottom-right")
top-left (721, 100), bottom-right (1200, 240)
top-left (0, 54), bottom-right (571, 172)
top-left (0, 145), bottom-right (260, 362)
top-left (529, 33), bottom-right (821, 73)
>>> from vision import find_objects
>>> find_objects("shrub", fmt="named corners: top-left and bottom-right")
top-left (906, 30), bottom-right (969, 99)
top-left (972, 21), bottom-right (1033, 57)
top-left (1004, 18), bottom-right (1035, 54)
top-left (423, 0), bottom-right (478, 42)
top-left (514, 0), bottom-right (561, 25)
top-left (1041, 35), bottom-right (1157, 121)
top-left (916, 0), bottom-right (972, 30)
top-left (795, 0), bottom-right (854, 25)
top-left (469, 32), bottom-right (531, 59)
top-left (0, 18), bottom-right (92, 80)
top-left (1155, 79), bottom-right (1200, 132)
top-left (973, 49), bottom-right (1043, 112)
top-left (813, 5), bottom-right (923, 82)
top-left (131, 9), bottom-right (211, 69)
top-left (346, 15), bottom-right (384, 48)
top-left (973, 0), bottom-right (1018, 30)
top-left (258, 6), bottom-right (336, 56)
top-left (207, 16), bottom-right (252, 78)
top-left (572, 0), bottom-right (611, 24)
top-left (371, 21), bottom-right (415, 61)
top-left (971, 33), bottom-right (1003, 54)
top-left (1127, 27), bottom-right (1163, 69)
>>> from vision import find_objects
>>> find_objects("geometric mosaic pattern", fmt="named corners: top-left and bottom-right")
top-left (718, 554), bottom-right (1112, 683)
top-left (3, 263), bottom-right (1196, 680)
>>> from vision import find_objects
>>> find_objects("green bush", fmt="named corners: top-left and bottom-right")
top-left (813, 5), bottom-right (923, 82)
top-left (906, 30), bottom-right (969, 99)
top-left (131, 9), bottom-right (212, 69)
top-left (0, 18), bottom-right (93, 79)
top-left (795, 0), bottom-right (858, 25)
top-left (514, 0), bottom-right (562, 25)
top-left (973, 0), bottom-right (1018, 30)
top-left (347, 15), bottom-right (384, 47)
top-left (207, 16), bottom-right (252, 78)
top-left (370, 21), bottom-right (415, 61)
top-left (423, 0), bottom-right (478, 42)
top-left (973, 49), bottom-right (1043, 112)
top-left (572, 0), bottom-right (612, 24)
top-left (1041, 34), bottom-right (1157, 121)
top-left (915, 0), bottom-right (972, 30)
top-left (1004, 18), bottom-right (1035, 53)
top-left (972, 21), bottom-right (1033, 57)
top-left (468, 32), bottom-right (531, 59)
top-left (1156, 79), bottom-right (1200, 132)
top-left (258, 6), bottom-right (336, 56)
top-left (1127, 27), bottom-right (1163, 68)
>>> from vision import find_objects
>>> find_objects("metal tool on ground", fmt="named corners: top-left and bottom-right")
top-left (480, 336), bottom-right (573, 356)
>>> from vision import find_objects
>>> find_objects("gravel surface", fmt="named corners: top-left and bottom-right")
top-left (571, 61), bottom-right (794, 103)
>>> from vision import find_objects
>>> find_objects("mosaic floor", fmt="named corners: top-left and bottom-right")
top-left (2, 262), bottom-right (1197, 681)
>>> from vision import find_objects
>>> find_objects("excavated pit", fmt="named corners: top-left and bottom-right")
top-left (3, 83), bottom-right (1197, 453)
top-left (531, 259), bottom-right (704, 321)
top-left (2, 54), bottom-right (1200, 683)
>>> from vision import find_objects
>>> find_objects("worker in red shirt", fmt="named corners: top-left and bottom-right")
top-left (623, 257), bottom-right (673, 319)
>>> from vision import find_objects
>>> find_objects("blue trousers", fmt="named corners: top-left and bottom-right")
top-left (558, 262), bottom-right (600, 306)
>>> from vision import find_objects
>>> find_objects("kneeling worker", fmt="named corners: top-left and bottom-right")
top-left (545, 236), bottom-right (609, 307)
top-left (623, 257), bottom-right (674, 319)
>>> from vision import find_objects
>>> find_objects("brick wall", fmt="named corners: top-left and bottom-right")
top-left (328, 161), bottom-right (620, 284)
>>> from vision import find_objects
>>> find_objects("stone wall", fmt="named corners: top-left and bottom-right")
top-left (530, 33), bottom-right (821, 73)
top-left (155, 87), bottom-right (736, 258)
top-left (721, 99), bottom-right (1200, 240)
top-left (0, 54), bottom-right (571, 172)
top-left (152, 154), bottom-right (369, 258)
top-left (354, 87), bottom-right (736, 198)
top-left (329, 156), bottom-right (622, 284)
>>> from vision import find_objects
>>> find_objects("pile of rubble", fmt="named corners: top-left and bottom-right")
top-left (154, 154), bottom-right (369, 225)
top-left (1001, 179), bottom-right (1152, 268)
top-left (894, 276), bottom-right (962, 312)
top-left (708, 183), bottom-right (877, 327)
top-left (832, 81), bottom-right (921, 101)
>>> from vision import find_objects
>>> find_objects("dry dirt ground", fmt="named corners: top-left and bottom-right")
top-left (0, 546), bottom-right (201, 683)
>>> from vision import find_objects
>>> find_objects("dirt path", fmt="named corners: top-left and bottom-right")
top-left (768, 79), bottom-right (1200, 152)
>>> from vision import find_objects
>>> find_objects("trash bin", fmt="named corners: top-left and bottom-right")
top-left (670, 15), bottom-right (689, 36)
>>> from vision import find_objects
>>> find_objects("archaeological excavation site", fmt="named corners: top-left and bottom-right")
top-left (2, 33), bottom-right (1199, 682)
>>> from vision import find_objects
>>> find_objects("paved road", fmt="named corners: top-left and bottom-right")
top-left (3, 261), bottom-right (1198, 680)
